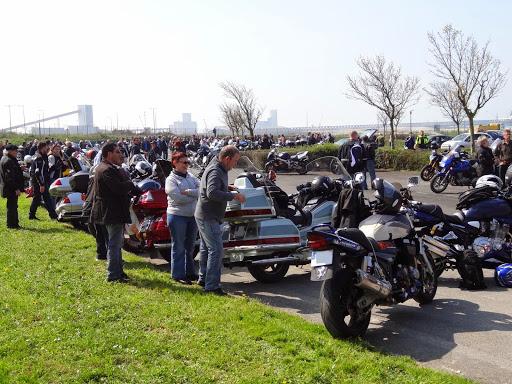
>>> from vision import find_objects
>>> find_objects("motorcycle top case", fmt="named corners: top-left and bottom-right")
top-left (69, 171), bottom-right (90, 194)
top-left (136, 189), bottom-right (168, 211)
top-left (225, 187), bottom-right (275, 222)
top-left (49, 177), bottom-right (72, 197)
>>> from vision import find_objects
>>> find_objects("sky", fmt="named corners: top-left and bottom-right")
top-left (0, 0), bottom-right (511, 132)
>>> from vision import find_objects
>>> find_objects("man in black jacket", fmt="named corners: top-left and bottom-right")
top-left (0, 144), bottom-right (25, 229)
top-left (29, 142), bottom-right (58, 220)
top-left (90, 143), bottom-right (141, 282)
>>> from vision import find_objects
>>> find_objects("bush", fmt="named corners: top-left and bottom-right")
top-left (376, 148), bottom-right (430, 171)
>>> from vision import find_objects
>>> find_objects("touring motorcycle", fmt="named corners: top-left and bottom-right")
top-left (308, 176), bottom-right (437, 339)
top-left (265, 147), bottom-right (309, 175)
top-left (430, 145), bottom-right (477, 193)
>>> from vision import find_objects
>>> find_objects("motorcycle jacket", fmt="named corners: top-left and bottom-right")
top-left (29, 152), bottom-right (50, 187)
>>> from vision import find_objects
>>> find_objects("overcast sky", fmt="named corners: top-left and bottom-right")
top-left (0, 0), bottom-right (511, 131)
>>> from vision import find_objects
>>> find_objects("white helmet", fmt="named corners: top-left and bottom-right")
top-left (24, 155), bottom-right (33, 164)
top-left (135, 160), bottom-right (152, 176)
top-left (475, 174), bottom-right (503, 190)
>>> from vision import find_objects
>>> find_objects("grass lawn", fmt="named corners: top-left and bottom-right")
top-left (0, 198), bottom-right (471, 383)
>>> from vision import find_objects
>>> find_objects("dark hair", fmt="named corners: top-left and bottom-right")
top-left (37, 141), bottom-right (48, 151)
top-left (219, 145), bottom-right (239, 160)
top-left (101, 143), bottom-right (118, 159)
top-left (171, 151), bottom-right (187, 165)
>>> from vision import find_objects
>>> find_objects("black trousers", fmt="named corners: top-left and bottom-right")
top-left (29, 185), bottom-right (57, 219)
top-left (5, 192), bottom-right (19, 228)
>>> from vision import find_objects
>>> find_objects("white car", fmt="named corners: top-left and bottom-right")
top-left (440, 132), bottom-right (497, 150)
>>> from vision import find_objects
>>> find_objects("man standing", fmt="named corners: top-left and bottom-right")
top-left (338, 131), bottom-right (363, 176)
top-left (147, 141), bottom-right (160, 164)
top-left (194, 145), bottom-right (246, 295)
top-left (494, 128), bottom-right (512, 182)
top-left (90, 143), bottom-right (141, 282)
top-left (415, 130), bottom-right (429, 149)
top-left (0, 144), bottom-right (25, 229)
top-left (29, 142), bottom-right (58, 220)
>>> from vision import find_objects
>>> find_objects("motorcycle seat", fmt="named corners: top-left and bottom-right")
top-left (444, 211), bottom-right (465, 224)
top-left (278, 153), bottom-right (290, 161)
top-left (290, 154), bottom-right (299, 161)
top-left (290, 210), bottom-right (312, 227)
top-left (416, 204), bottom-right (444, 220)
top-left (335, 228), bottom-right (373, 252)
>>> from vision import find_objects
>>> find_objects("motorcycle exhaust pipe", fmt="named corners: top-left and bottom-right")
top-left (423, 236), bottom-right (450, 258)
top-left (354, 269), bottom-right (392, 298)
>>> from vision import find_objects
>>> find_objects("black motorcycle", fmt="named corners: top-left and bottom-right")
top-left (420, 146), bottom-right (444, 181)
top-left (265, 148), bottom-right (309, 174)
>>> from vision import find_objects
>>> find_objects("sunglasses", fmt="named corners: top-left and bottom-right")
top-left (179, 160), bottom-right (190, 165)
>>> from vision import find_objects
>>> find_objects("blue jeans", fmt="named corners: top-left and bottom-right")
top-left (363, 159), bottom-right (377, 190)
top-left (29, 184), bottom-right (57, 219)
top-left (105, 223), bottom-right (124, 280)
top-left (195, 217), bottom-right (224, 291)
top-left (167, 214), bottom-right (198, 280)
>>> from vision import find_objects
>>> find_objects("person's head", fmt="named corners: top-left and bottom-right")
top-left (151, 141), bottom-right (157, 148)
top-left (102, 143), bottom-right (123, 166)
top-left (420, 130), bottom-right (425, 136)
top-left (350, 131), bottom-right (358, 141)
top-left (5, 144), bottom-right (17, 157)
top-left (171, 151), bottom-right (190, 173)
top-left (133, 137), bottom-right (140, 145)
top-left (37, 142), bottom-right (48, 155)
top-left (503, 129), bottom-right (511, 142)
top-left (477, 136), bottom-right (489, 148)
top-left (218, 145), bottom-right (240, 171)
top-left (361, 135), bottom-right (369, 143)
top-left (50, 143), bottom-right (61, 156)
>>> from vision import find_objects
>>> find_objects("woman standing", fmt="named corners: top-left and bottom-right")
top-left (476, 136), bottom-right (494, 177)
top-left (48, 143), bottom-right (65, 184)
top-left (165, 152), bottom-right (200, 284)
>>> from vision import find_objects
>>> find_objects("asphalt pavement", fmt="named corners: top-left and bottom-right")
top-left (217, 170), bottom-right (512, 384)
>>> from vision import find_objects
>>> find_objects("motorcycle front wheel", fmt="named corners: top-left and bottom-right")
top-left (430, 174), bottom-right (450, 193)
top-left (247, 263), bottom-right (289, 283)
top-left (420, 164), bottom-right (436, 181)
top-left (320, 269), bottom-right (371, 339)
top-left (297, 164), bottom-right (308, 175)
top-left (414, 252), bottom-right (438, 305)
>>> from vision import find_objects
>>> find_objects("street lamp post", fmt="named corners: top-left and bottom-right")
top-left (409, 110), bottom-right (413, 135)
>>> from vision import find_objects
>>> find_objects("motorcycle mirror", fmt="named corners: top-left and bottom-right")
top-left (407, 176), bottom-right (419, 187)
top-left (354, 172), bottom-right (365, 184)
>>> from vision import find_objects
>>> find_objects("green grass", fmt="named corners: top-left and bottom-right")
top-left (0, 199), bottom-right (471, 383)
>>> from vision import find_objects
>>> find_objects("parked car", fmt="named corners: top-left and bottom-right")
top-left (440, 132), bottom-right (496, 150)
top-left (428, 134), bottom-right (452, 146)
top-left (334, 128), bottom-right (378, 146)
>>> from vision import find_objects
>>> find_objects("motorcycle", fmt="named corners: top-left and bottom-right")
top-left (430, 145), bottom-right (477, 193)
top-left (420, 146), bottom-right (444, 181)
top-left (222, 156), bottom-right (351, 282)
top-left (265, 147), bottom-right (309, 175)
top-left (308, 176), bottom-right (437, 339)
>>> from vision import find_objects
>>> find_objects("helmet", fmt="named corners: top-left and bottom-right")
top-left (430, 142), bottom-right (439, 150)
top-left (494, 263), bottom-right (512, 288)
top-left (475, 175), bottom-right (503, 190)
top-left (311, 176), bottom-right (332, 194)
top-left (135, 161), bottom-right (152, 176)
top-left (372, 178), bottom-right (403, 214)
top-left (86, 149), bottom-right (97, 160)
top-left (136, 179), bottom-right (161, 192)
top-left (24, 155), bottom-right (33, 164)
top-left (185, 143), bottom-right (195, 151)
top-left (130, 154), bottom-right (146, 164)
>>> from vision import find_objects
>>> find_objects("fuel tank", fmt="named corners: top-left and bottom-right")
top-left (359, 213), bottom-right (412, 241)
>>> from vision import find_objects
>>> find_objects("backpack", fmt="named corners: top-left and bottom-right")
top-left (457, 251), bottom-right (486, 290)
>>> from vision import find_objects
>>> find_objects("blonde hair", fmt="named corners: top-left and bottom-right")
top-left (477, 135), bottom-right (488, 146)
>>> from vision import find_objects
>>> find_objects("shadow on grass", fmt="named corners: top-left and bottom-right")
top-left (18, 226), bottom-right (74, 234)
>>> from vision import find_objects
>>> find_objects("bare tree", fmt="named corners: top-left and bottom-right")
top-left (220, 81), bottom-right (262, 139)
top-left (377, 111), bottom-right (388, 144)
top-left (428, 25), bottom-right (507, 151)
top-left (425, 81), bottom-right (465, 134)
top-left (346, 56), bottom-right (420, 149)
top-left (220, 103), bottom-right (245, 137)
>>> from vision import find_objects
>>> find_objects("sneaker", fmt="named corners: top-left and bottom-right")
top-left (205, 288), bottom-right (227, 296)
top-left (107, 277), bottom-right (130, 283)
top-left (96, 255), bottom-right (107, 261)
top-left (197, 280), bottom-right (205, 287)
top-left (186, 274), bottom-right (200, 281)
top-left (173, 278), bottom-right (192, 285)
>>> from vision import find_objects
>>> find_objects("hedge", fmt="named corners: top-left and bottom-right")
top-left (241, 143), bottom-right (430, 171)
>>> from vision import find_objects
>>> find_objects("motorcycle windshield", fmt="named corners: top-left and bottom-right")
top-left (305, 156), bottom-right (352, 180)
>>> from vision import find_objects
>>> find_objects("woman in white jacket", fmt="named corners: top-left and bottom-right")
top-left (165, 152), bottom-right (200, 284)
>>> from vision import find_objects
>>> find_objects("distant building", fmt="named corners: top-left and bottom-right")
top-left (256, 110), bottom-right (278, 132)
top-left (29, 125), bottom-right (99, 135)
top-left (169, 113), bottom-right (197, 135)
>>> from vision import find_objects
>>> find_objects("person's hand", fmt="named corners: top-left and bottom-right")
top-left (233, 193), bottom-right (246, 203)
top-left (15, 190), bottom-right (21, 196)
top-left (228, 185), bottom-right (238, 191)
top-left (39, 186), bottom-right (45, 193)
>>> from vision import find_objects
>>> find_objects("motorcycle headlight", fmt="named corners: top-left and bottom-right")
top-left (473, 237), bottom-right (491, 257)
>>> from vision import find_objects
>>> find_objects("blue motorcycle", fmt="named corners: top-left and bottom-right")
top-left (430, 145), bottom-right (477, 193)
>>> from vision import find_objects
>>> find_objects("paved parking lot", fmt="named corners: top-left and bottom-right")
top-left (218, 170), bottom-right (512, 384)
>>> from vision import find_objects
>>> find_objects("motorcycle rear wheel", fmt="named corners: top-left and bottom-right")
top-left (297, 165), bottom-right (308, 175)
top-left (247, 263), bottom-right (289, 283)
top-left (420, 164), bottom-right (436, 181)
top-left (430, 174), bottom-right (450, 193)
top-left (320, 270), bottom-right (371, 339)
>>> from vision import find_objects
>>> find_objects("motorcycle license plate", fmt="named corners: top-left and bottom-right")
top-left (311, 250), bottom-right (333, 267)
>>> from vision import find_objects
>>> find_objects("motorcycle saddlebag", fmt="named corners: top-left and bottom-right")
top-left (456, 185), bottom-right (498, 210)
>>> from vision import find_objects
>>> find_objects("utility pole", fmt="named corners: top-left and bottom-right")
top-left (151, 108), bottom-right (156, 135)
top-left (4, 105), bottom-right (12, 131)
top-left (22, 105), bottom-right (26, 135)
top-left (409, 110), bottom-right (413, 135)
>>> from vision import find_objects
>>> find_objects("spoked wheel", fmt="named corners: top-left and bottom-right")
top-left (320, 269), bottom-right (371, 339)
top-left (430, 174), bottom-right (450, 193)
top-left (415, 252), bottom-right (438, 305)
top-left (247, 263), bottom-right (289, 283)
top-left (420, 164), bottom-right (436, 181)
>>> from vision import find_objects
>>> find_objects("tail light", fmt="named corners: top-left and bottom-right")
top-left (144, 191), bottom-right (154, 202)
top-left (377, 241), bottom-right (394, 250)
top-left (81, 193), bottom-right (86, 201)
top-left (62, 196), bottom-right (71, 204)
top-left (53, 179), bottom-right (62, 186)
top-left (307, 232), bottom-right (331, 251)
